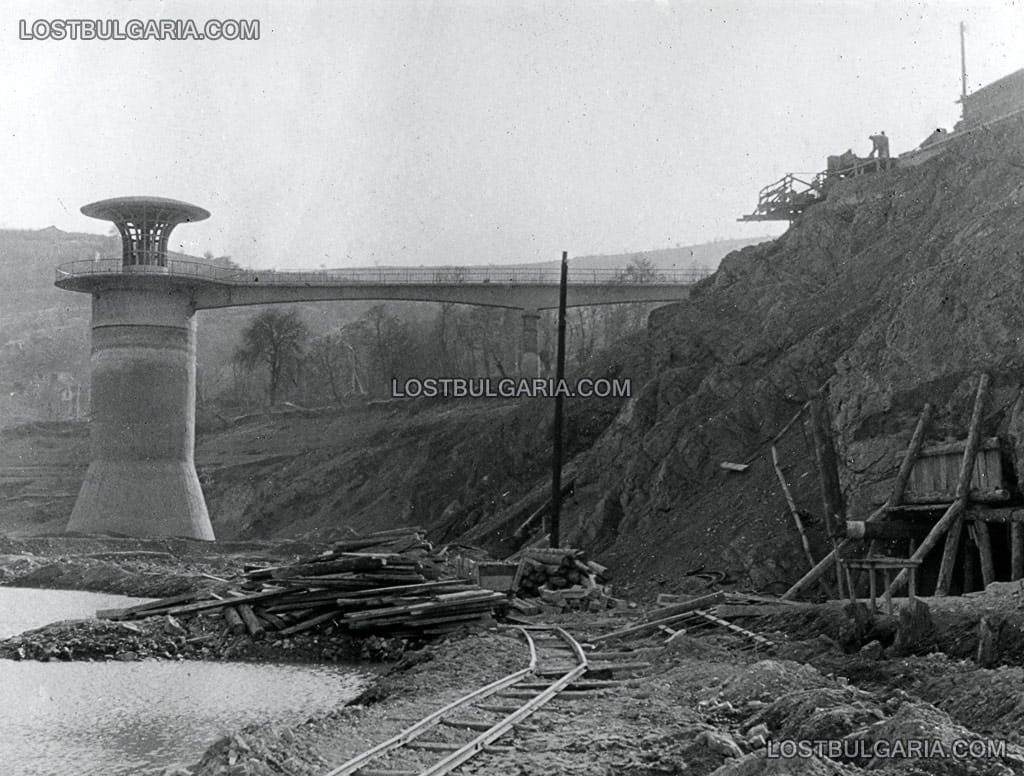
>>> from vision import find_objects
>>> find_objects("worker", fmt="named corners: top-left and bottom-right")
top-left (868, 131), bottom-right (890, 159)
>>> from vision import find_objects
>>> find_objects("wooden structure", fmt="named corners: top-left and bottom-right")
top-left (841, 557), bottom-right (920, 615)
top-left (903, 437), bottom-right (1009, 504)
top-left (785, 374), bottom-right (1024, 601)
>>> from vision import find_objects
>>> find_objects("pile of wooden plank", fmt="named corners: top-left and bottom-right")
top-left (510, 548), bottom-right (614, 613)
top-left (97, 528), bottom-right (507, 639)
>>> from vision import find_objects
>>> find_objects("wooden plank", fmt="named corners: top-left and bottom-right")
top-left (917, 437), bottom-right (1001, 457)
top-left (166, 588), bottom-right (287, 616)
top-left (96, 590), bottom-right (204, 620)
top-left (640, 591), bottom-right (726, 623)
top-left (974, 519), bottom-right (996, 588)
top-left (783, 403), bottom-right (932, 600)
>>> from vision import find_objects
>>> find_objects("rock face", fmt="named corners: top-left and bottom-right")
top-left (568, 118), bottom-right (1024, 593)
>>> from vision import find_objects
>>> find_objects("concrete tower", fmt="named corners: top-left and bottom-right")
top-left (60, 197), bottom-right (215, 539)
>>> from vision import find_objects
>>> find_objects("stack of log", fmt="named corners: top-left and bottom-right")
top-left (97, 528), bottom-right (506, 639)
top-left (511, 548), bottom-right (614, 613)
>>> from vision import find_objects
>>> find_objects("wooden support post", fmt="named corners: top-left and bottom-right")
top-left (771, 444), bottom-right (817, 571)
top-left (935, 374), bottom-right (990, 596)
top-left (868, 568), bottom-right (877, 610)
top-left (809, 393), bottom-right (846, 598)
top-left (974, 520), bottom-right (996, 589)
top-left (783, 403), bottom-right (932, 600)
top-left (883, 569), bottom-right (894, 615)
top-left (936, 515), bottom-right (966, 596)
top-left (1013, 522), bottom-right (1024, 581)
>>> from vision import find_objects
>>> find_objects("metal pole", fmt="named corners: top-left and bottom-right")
top-left (550, 251), bottom-right (568, 548)
top-left (960, 21), bottom-right (968, 122)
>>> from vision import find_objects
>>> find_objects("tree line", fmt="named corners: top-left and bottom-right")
top-left (218, 256), bottom-right (664, 408)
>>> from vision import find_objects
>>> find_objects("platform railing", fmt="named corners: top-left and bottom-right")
top-left (55, 258), bottom-right (711, 286)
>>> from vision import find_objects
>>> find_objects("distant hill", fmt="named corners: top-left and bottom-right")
top-left (515, 237), bottom-right (772, 272)
top-left (0, 227), bottom-right (773, 425)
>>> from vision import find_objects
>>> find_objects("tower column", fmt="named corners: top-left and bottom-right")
top-left (67, 286), bottom-right (212, 539)
top-left (520, 308), bottom-right (541, 378)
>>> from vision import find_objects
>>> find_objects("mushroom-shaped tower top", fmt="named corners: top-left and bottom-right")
top-left (81, 196), bottom-right (210, 268)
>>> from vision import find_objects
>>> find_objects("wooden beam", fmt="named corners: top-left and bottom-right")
top-left (771, 444), bottom-right (817, 570)
top-left (1012, 521), bottom-right (1024, 581)
top-left (593, 592), bottom-right (725, 642)
top-left (935, 373), bottom-right (990, 596)
top-left (974, 520), bottom-right (996, 588)
top-left (782, 402), bottom-right (931, 600)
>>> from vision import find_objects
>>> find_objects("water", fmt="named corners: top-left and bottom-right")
top-left (0, 587), bottom-right (372, 775)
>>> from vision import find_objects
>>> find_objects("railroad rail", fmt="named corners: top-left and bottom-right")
top-left (322, 625), bottom-right (588, 776)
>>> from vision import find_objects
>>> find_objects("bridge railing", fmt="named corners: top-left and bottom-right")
top-left (56, 258), bottom-right (711, 286)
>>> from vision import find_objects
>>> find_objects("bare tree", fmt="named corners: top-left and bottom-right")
top-left (234, 309), bottom-right (309, 405)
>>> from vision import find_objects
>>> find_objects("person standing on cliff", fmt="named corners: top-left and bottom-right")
top-left (868, 131), bottom-right (890, 159)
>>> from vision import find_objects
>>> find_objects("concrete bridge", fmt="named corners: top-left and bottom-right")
top-left (56, 196), bottom-right (703, 541)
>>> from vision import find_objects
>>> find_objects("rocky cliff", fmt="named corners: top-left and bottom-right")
top-left (566, 116), bottom-right (1024, 594)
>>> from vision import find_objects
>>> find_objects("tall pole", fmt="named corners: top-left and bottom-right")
top-left (960, 21), bottom-right (968, 122)
top-left (550, 251), bottom-right (568, 548)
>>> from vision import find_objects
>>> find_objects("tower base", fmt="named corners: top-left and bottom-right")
top-left (67, 460), bottom-right (214, 540)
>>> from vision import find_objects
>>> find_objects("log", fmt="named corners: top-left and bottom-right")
top-left (935, 373), bottom-right (990, 596)
top-left (270, 555), bottom-right (385, 579)
top-left (1013, 522), bottom-right (1024, 581)
top-left (844, 520), bottom-right (929, 540)
top-left (641, 591), bottom-right (726, 623)
top-left (277, 609), bottom-right (340, 636)
top-left (594, 591), bottom-right (725, 642)
top-left (974, 520), bottom-right (996, 588)
top-left (222, 606), bottom-right (247, 636)
top-left (783, 403), bottom-right (931, 600)
top-left (237, 604), bottom-right (265, 638)
top-left (771, 444), bottom-right (817, 570)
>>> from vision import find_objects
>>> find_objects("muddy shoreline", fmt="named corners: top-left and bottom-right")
top-left (5, 539), bottom-right (1024, 775)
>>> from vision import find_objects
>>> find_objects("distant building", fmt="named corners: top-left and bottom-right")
top-left (957, 67), bottom-right (1024, 129)
top-left (44, 371), bottom-right (81, 420)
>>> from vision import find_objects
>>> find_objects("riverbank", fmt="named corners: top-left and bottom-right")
top-left (6, 538), bottom-right (1024, 775)
top-left (183, 611), bottom-right (1024, 776)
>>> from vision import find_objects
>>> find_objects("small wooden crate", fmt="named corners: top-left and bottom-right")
top-left (476, 562), bottom-right (518, 593)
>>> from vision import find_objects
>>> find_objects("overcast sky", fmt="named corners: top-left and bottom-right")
top-left (1, 0), bottom-right (1022, 268)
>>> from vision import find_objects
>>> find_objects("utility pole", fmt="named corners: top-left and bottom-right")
top-left (960, 21), bottom-right (968, 122)
top-left (549, 251), bottom-right (568, 548)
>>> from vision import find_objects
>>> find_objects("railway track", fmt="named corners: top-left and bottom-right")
top-left (322, 625), bottom-right (589, 776)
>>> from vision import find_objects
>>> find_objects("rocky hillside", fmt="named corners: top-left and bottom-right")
top-left (558, 116), bottom-right (1024, 594)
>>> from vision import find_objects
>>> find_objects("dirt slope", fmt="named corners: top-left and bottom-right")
top-left (560, 116), bottom-right (1024, 594)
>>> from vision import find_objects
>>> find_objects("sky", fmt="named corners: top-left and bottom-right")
top-left (1, 0), bottom-right (1022, 269)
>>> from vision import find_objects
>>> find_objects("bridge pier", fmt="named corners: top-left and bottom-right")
top-left (520, 308), bottom-right (541, 378)
top-left (64, 197), bottom-right (215, 540)
top-left (68, 284), bottom-right (213, 539)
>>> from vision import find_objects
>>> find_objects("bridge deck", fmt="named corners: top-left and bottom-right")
top-left (55, 258), bottom-right (705, 310)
